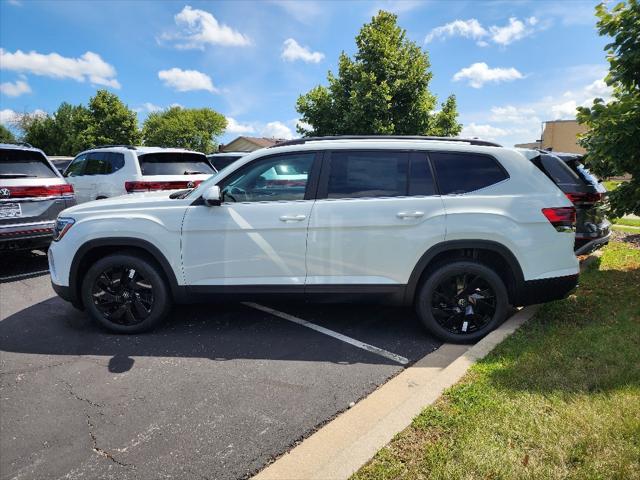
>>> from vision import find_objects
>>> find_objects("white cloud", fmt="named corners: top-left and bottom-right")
top-left (550, 100), bottom-right (578, 119)
top-left (489, 105), bottom-right (539, 124)
top-left (161, 5), bottom-right (251, 49)
top-left (158, 68), bottom-right (217, 93)
top-left (583, 78), bottom-right (612, 98)
top-left (425, 16), bottom-right (539, 47)
top-left (461, 123), bottom-right (508, 140)
top-left (489, 16), bottom-right (538, 46)
top-left (453, 62), bottom-right (524, 88)
top-left (0, 49), bottom-right (120, 88)
top-left (370, 0), bottom-right (424, 15)
top-left (0, 108), bottom-right (46, 126)
top-left (261, 121), bottom-right (293, 139)
top-left (425, 19), bottom-right (487, 44)
top-left (143, 102), bottom-right (162, 112)
top-left (0, 79), bottom-right (31, 97)
top-left (281, 39), bottom-right (324, 63)
top-left (225, 117), bottom-right (256, 134)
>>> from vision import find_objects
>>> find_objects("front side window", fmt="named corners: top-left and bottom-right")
top-left (220, 153), bottom-right (314, 202)
top-left (64, 154), bottom-right (87, 177)
top-left (327, 151), bottom-right (408, 199)
top-left (430, 152), bottom-right (508, 194)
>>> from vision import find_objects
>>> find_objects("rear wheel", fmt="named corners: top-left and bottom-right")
top-left (81, 253), bottom-right (172, 333)
top-left (416, 261), bottom-right (508, 343)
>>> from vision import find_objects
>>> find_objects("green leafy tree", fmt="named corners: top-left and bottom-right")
top-left (82, 89), bottom-right (141, 147)
top-left (577, 0), bottom-right (640, 216)
top-left (142, 106), bottom-right (227, 153)
top-left (0, 124), bottom-right (16, 143)
top-left (296, 11), bottom-right (462, 137)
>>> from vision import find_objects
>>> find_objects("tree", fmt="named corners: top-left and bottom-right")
top-left (577, 0), bottom-right (640, 216)
top-left (19, 103), bottom-right (91, 155)
top-left (0, 124), bottom-right (16, 143)
top-left (296, 11), bottom-right (462, 137)
top-left (142, 106), bottom-right (227, 153)
top-left (83, 90), bottom-right (141, 147)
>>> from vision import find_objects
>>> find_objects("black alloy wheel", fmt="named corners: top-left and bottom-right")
top-left (91, 266), bottom-right (154, 325)
top-left (416, 260), bottom-right (508, 343)
top-left (81, 253), bottom-right (172, 334)
top-left (430, 273), bottom-right (496, 335)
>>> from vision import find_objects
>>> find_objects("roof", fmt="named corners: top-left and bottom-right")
top-left (0, 142), bottom-right (43, 152)
top-left (77, 145), bottom-right (203, 155)
top-left (207, 152), bottom-right (247, 157)
top-left (221, 136), bottom-right (286, 152)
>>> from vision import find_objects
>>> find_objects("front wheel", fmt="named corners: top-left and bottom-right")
top-left (416, 261), bottom-right (509, 343)
top-left (81, 253), bottom-right (172, 334)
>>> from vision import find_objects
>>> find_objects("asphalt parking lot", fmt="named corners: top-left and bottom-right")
top-left (0, 251), bottom-right (442, 480)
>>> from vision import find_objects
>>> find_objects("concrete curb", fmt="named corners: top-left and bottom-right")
top-left (253, 305), bottom-right (541, 480)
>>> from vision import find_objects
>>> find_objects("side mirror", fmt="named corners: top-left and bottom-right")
top-left (202, 185), bottom-right (222, 206)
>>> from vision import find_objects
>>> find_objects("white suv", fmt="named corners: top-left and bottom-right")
top-left (63, 146), bottom-right (215, 203)
top-left (49, 136), bottom-right (579, 342)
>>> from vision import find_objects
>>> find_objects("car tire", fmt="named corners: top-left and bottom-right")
top-left (81, 253), bottom-right (172, 334)
top-left (416, 260), bottom-right (509, 343)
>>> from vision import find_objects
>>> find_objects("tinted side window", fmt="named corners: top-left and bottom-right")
top-left (221, 153), bottom-right (315, 202)
top-left (327, 151), bottom-right (408, 199)
top-left (430, 152), bottom-right (508, 194)
top-left (107, 153), bottom-right (125, 173)
top-left (408, 153), bottom-right (436, 196)
top-left (539, 154), bottom-right (581, 186)
top-left (65, 154), bottom-right (87, 177)
top-left (84, 152), bottom-right (108, 175)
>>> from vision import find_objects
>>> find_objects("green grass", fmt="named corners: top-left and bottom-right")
top-left (603, 180), bottom-right (625, 191)
top-left (612, 217), bottom-right (640, 228)
top-left (612, 224), bottom-right (640, 233)
top-left (353, 241), bottom-right (640, 480)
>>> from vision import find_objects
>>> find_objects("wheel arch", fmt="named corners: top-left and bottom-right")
top-left (405, 240), bottom-right (525, 305)
top-left (69, 237), bottom-right (183, 307)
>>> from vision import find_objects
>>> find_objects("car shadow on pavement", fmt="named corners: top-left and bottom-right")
top-left (0, 296), bottom-right (436, 373)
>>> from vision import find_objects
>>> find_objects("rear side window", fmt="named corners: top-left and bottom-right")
top-left (138, 152), bottom-right (214, 176)
top-left (0, 149), bottom-right (57, 178)
top-left (408, 153), bottom-right (436, 196)
top-left (430, 152), bottom-right (508, 194)
top-left (327, 151), bottom-right (408, 199)
top-left (84, 152), bottom-right (125, 175)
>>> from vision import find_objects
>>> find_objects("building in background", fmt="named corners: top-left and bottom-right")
top-left (515, 119), bottom-right (588, 154)
top-left (219, 136), bottom-right (285, 152)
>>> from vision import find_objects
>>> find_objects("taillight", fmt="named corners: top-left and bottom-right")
top-left (0, 184), bottom-right (74, 198)
top-left (125, 180), bottom-right (202, 193)
top-left (542, 207), bottom-right (576, 232)
top-left (564, 192), bottom-right (602, 204)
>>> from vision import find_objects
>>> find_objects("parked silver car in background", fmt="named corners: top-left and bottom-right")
top-left (0, 143), bottom-right (76, 252)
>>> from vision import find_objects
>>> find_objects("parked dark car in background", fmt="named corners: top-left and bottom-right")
top-left (50, 157), bottom-right (74, 175)
top-left (0, 144), bottom-right (76, 252)
top-left (525, 149), bottom-right (610, 254)
top-left (206, 152), bottom-right (246, 172)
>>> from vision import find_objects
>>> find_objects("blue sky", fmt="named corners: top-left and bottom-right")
top-left (0, 0), bottom-right (610, 147)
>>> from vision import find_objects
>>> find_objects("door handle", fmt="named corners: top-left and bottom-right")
top-left (396, 211), bottom-right (425, 219)
top-left (279, 214), bottom-right (307, 222)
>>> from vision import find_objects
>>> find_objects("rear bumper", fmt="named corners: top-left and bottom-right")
top-left (575, 230), bottom-right (611, 255)
top-left (0, 221), bottom-right (55, 249)
top-left (516, 273), bottom-right (579, 306)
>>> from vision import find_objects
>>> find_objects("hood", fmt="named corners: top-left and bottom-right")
top-left (62, 190), bottom-right (188, 216)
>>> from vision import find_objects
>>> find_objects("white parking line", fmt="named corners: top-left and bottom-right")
top-left (0, 269), bottom-right (50, 282)
top-left (244, 302), bottom-right (409, 365)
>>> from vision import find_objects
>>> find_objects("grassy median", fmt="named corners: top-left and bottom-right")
top-left (354, 240), bottom-right (640, 480)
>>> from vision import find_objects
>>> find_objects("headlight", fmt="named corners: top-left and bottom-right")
top-left (53, 217), bottom-right (75, 241)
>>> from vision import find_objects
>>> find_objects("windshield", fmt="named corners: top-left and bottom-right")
top-left (137, 152), bottom-right (215, 176)
top-left (0, 149), bottom-right (57, 178)
top-left (208, 155), bottom-right (242, 171)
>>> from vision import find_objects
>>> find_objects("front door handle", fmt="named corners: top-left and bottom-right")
top-left (279, 214), bottom-right (307, 222)
top-left (396, 211), bottom-right (425, 219)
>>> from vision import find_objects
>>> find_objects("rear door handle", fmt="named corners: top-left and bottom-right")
top-left (279, 214), bottom-right (307, 222)
top-left (396, 211), bottom-right (425, 219)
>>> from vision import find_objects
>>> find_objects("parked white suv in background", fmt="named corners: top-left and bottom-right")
top-left (63, 146), bottom-right (215, 203)
top-left (49, 136), bottom-right (579, 342)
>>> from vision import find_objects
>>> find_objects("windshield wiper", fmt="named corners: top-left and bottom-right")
top-left (169, 189), bottom-right (193, 199)
top-left (0, 173), bottom-right (35, 178)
